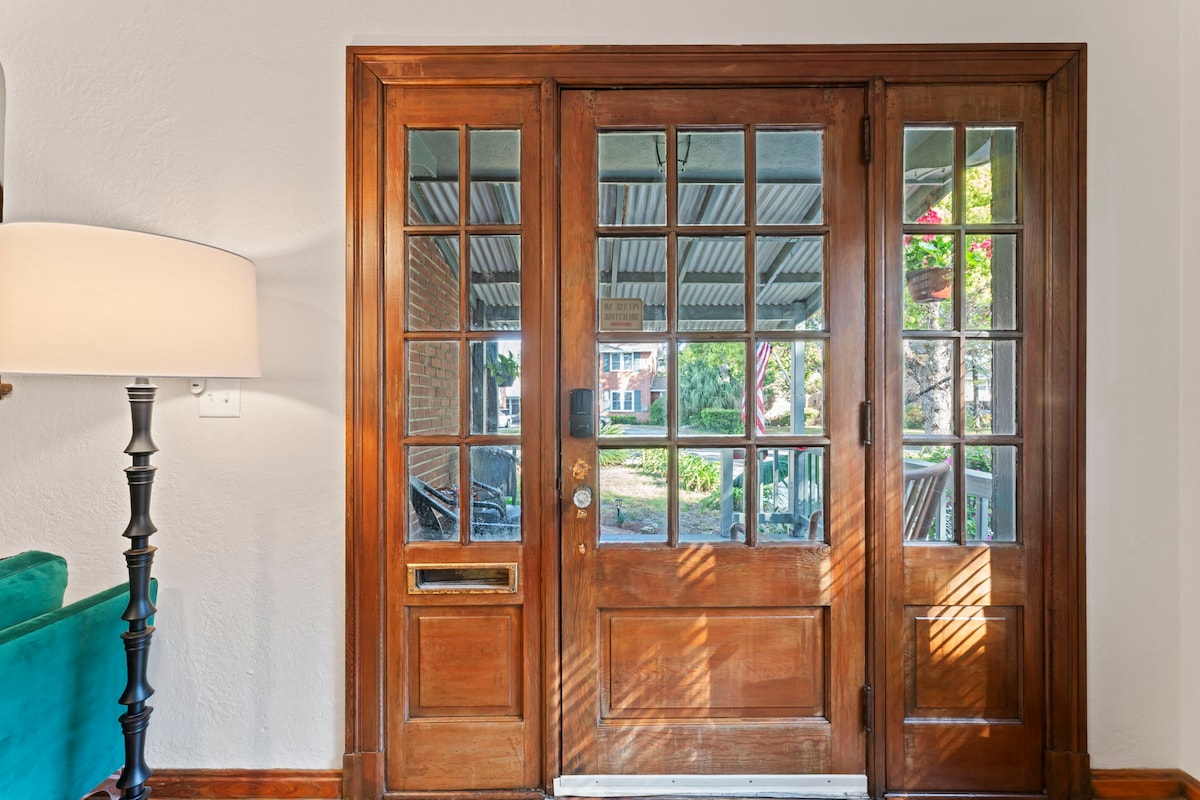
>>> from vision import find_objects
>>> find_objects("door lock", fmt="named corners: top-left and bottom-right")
top-left (572, 485), bottom-right (593, 509)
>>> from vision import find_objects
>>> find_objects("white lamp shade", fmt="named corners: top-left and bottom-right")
top-left (0, 222), bottom-right (260, 378)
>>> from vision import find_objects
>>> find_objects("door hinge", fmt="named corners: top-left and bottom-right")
top-left (862, 684), bottom-right (874, 732)
top-left (860, 400), bottom-right (873, 446)
top-left (862, 115), bottom-right (872, 163)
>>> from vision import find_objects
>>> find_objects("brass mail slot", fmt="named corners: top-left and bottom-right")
top-left (407, 563), bottom-right (519, 594)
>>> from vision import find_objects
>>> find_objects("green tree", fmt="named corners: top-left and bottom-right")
top-left (678, 342), bottom-right (743, 425)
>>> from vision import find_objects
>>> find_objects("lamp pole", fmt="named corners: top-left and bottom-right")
top-left (117, 378), bottom-right (159, 800)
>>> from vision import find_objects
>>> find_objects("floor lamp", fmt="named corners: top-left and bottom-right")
top-left (0, 222), bottom-right (260, 800)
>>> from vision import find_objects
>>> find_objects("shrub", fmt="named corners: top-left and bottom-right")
top-left (679, 452), bottom-right (719, 492)
top-left (648, 397), bottom-right (665, 426)
top-left (698, 408), bottom-right (743, 434)
top-left (638, 448), bottom-right (668, 478)
top-left (609, 414), bottom-right (638, 425)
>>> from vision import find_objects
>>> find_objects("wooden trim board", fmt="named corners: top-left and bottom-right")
top-left (86, 769), bottom-right (342, 799)
top-left (1092, 769), bottom-right (1199, 800)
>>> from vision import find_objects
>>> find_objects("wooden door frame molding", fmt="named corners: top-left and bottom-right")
top-left (345, 44), bottom-right (1087, 800)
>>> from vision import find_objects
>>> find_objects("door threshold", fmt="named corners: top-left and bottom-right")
top-left (553, 774), bottom-right (869, 799)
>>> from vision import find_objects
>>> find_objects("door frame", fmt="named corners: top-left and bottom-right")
top-left (345, 44), bottom-right (1087, 800)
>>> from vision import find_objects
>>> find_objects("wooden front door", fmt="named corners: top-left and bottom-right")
top-left (346, 46), bottom-right (1088, 800)
top-left (558, 87), bottom-right (868, 781)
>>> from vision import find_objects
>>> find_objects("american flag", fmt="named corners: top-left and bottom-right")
top-left (741, 341), bottom-right (771, 435)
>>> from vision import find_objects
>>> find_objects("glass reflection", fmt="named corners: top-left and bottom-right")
top-left (903, 127), bottom-right (954, 224)
top-left (966, 127), bottom-right (1017, 224)
top-left (903, 445), bottom-right (954, 542)
top-left (470, 340), bottom-right (521, 436)
top-left (469, 129), bottom-right (520, 225)
top-left (598, 131), bottom-right (666, 226)
top-left (678, 131), bottom-right (746, 226)
top-left (760, 341), bottom-right (825, 436)
top-left (678, 236), bottom-right (746, 332)
top-left (599, 448), bottom-right (669, 545)
top-left (964, 340), bottom-right (1018, 436)
top-left (678, 448), bottom-right (745, 544)
top-left (469, 445), bottom-right (521, 542)
top-left (406, 236), bottom-right (460, 332)
top-left (408, 445), bottom-right (460, 542)
top-left (965, 234), bottom-right (1017, 330)
top-left (757, 130), bottom-right (823, 225)
top-left (756, 236), bottom-right (824, 331)
top-left (597, 237), bottom-right (667, 332)
top-left (964, 445), bottom-right (1017, 542)
top-left (468, 235), bottom-right (521, 331)
top-left (406, 341), bottom-right (460, 436)
top-left (904, 233), bottom-right (954, 331)
top-left (677, 341), bottom-right (746, 437)
top-left (409, 129), bottom-right (460, 225)
top-left (598, 342), bottom-right (666, 437)
top-left (757, 447), bottom-right (825, 542)
top-left (903, 339), bottom-right (955, 436)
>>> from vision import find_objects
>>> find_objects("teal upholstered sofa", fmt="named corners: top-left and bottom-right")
top-left (0, 550), bottom-right (157, 800)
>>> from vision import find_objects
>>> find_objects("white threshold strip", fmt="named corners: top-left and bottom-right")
top-left (553, 774), bottom-right (869, 799)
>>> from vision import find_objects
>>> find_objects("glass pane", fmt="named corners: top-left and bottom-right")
top-left (469, 129), bottom-right (520, 225)
top-left (599, 448), bottom-right (668, 544)
top-left (679, 448), bottom-right (745, 543)
top-left (408, 445), bottom-right (460, 542)
top-left (965, 445), bottom-right (1017, 542)
top-left (757, 130), bottom-right (823, 225)
top-left (598, 131), bottom-right (666, 226)
top-left (406, 235), bottom-right (460, 332)
top-left (903, 127), bottom-right (954, 223)
top-left (904, 233), bottom-right (954, 331)
top-left (407, 341), bottom-right (460, 436)
top-left (966, 127), bottom-right (1017, 224)
top-left (761, 340), bottom-right (824, 436)
top-left (598, 237), bottom-right (667, 332)
top-left (469, 445), bottom-right (521, 542)
top-left (965, 234), bottom-right (1017, 330)
top-left (409, 129), bottom-right (460, 225)
top-left (903, 339), bottom-right (955, 436)
top-left (470, 340), bottom-right (520, 436)
top-left (756, 235), bottom-right (824, 331)
top-left (758, 447), bottom-right (825, 542)
top-left (468, 235), bottom-right (521, 330)
top-left (964, 340), bottom-right (1018, 436)
top-left (678, 131), bottom-right (745, 226)
top-left (598, 343), bottom-right (666, 437)
top-left (678, 236), bottom-right (746, 332)
top-left (677, 341), bottom-right (746, 436)
top-left (903, 445), bottom-right (954, 542)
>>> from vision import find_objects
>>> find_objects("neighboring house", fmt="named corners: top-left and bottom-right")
top-left (597, 343), bottom-right (663, 422)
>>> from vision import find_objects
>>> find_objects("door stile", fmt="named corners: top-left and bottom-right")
top-left (539, 77), bottom-right (565, 792)
top-left (558, 88), bottom-right (602, 776)
top-left (864, 75), bottom-right (888, 800)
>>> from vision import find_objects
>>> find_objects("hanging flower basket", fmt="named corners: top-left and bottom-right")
top-left (905, 267), bottom-right (952, 303)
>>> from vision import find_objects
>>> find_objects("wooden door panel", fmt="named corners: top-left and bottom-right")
top-left (408, 607), bottom-right (524, 717)
top-left (595, 725), bottom-right (833, 774)
top-left (903, 605), bottom-right (1020, 719)
top-left (596, 547), bottom-right (834, 606)
top-left (602, 609), bottom-right (827, 718)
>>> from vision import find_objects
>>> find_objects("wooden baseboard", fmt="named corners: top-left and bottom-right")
top-left (87, 769), bottom-right (343, 799)
top-left (1093, 769), bottom-right (1199, 800)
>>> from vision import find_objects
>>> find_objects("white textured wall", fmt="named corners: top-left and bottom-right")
top-left (0, 0), bottom-right (1188, 772)
top-left (1180, 0), bottom-right (1200, 778)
